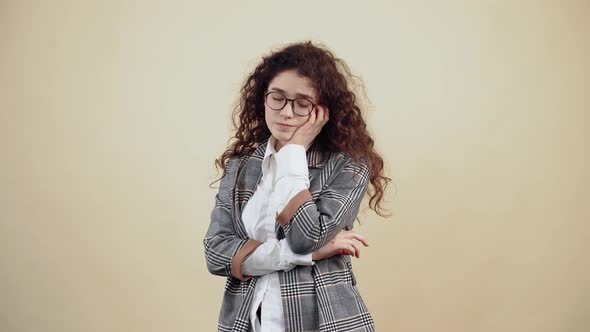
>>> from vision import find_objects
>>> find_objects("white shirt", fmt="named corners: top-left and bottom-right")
top-left (241, 136), bottom-right (315, 332)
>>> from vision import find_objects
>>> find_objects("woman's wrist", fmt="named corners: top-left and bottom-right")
top-left (311, 251), bottom-right (319, 261)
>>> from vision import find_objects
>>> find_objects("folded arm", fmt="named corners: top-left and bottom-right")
top-left (275, 155), bottom-right (371, 255)
top-left (203, 157), bottom-right (263, 281)
top-left (241, 237), bottom-right (313, 276)
top-left (241, 144), bottom-right (314, 276)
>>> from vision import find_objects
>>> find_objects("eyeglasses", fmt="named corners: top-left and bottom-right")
top-left (264, 91), bottom-right (316, 117)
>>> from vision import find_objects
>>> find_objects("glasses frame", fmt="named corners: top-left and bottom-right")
top-left (264, 91), bottom-right (316, 117)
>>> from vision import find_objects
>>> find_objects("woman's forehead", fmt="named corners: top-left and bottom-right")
top-left (268, 70), bottom-right (316, 99)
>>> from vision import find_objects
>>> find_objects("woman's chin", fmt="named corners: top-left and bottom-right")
top-left (271, 131), bottom-right (293, 142)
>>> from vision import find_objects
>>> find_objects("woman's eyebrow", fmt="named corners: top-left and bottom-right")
top-left (269, 87), bottom-right (314, 100)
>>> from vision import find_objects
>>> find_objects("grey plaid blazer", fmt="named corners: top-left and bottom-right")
top-left (204, 137), bottom-right (375, 332)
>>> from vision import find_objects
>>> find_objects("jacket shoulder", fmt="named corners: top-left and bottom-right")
top-left (330, 151), bottom-right (371, 173)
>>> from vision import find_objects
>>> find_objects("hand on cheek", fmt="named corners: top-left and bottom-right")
top-left (285, 105), bottom-right (329, 148)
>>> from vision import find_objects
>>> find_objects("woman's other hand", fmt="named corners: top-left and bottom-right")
top-left (311, 229), bottom-right (369, 261)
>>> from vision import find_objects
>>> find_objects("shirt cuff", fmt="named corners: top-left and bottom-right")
top-left (274, 144), bottom-right (309, 181)
top-left (279, 237), bottom-right (314, 272)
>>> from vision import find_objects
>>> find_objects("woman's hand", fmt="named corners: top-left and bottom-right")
top-left (311, 229), bottom-right (369, 261)
top-left (285, 104), bottom-right (329, 149)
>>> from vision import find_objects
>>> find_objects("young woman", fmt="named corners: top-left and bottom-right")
top-left (204, 41), bottom-right (390, 332)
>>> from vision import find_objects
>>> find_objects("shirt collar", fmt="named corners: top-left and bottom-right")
top-left (262, 136), bottom-right (314, 171)
top-left (254, 136), bottom-right (328, 169)
top-left (262, 135), bottom-right (315, 159)
top-left (263, 135), bottom-right (278, 160)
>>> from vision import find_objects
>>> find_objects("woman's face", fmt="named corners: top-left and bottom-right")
top-left (265, 69), bottom-right (317, 150)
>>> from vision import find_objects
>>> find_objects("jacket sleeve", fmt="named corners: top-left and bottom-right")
top-left (275, 157), bottom-right (371, 255)
top-left (203, 157), bottom-right (263, 280)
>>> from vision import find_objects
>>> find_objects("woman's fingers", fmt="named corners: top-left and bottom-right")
top-left (342, 230), bottom-right (369, 247)
top-left (326, 230), bottom-right (369, 259)
top-left (317, 105), bottom-right (329, 125)
top-left (316, 105), bottom-right (323, 124)
top-left (320, 105), bottom-right (329, 124)
top-left (337, 230), bottom-right (369, 247)
top-left (340, 239), bottom-right (362, 258)
top-left (310, 105), bottom-right (326, 129)
top-left (337, 248), bottom-right (353, 256)
top-left (345, 244), bottom-right (356, 257)
top-left (336, 241), bottom-right (356, 257)
top-left (351, 234), bottom-right (369, 247)
top-left (350, 241), bottom-right (361, 258)
top-left (333, 239), bottom-right (358, 258)
top-left (310, 105), bottom-right (317, 125)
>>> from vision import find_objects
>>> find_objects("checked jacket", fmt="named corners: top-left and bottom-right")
top-left (204, 137), bottom-right (375, 332)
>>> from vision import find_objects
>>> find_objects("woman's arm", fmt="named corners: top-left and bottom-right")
top-left (276, 157), bottom-right (371, 255)
top-left (241, 237), bottom-right (313, 276)
top-left (203, 157), bottom-right (262, 281)
top-left (239, 151), bottom-right (371, 276)
top-left (241, 144), bottom-right (314, 276)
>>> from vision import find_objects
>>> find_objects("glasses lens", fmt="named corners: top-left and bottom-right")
top-left (293, 98), bottom-right (313, 116)
top-left (266, 92), bottom-right (286, 110)
top-left (266, 92), bottom-right (314, 116)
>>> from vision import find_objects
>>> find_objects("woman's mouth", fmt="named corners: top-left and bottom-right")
top-left (277, 123), bottom-right (294, 129)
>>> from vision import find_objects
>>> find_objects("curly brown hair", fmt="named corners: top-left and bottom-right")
top-left (215, 40), bottom-right (391, 217)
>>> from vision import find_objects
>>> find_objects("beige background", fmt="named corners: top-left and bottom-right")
top-left (1, 1), bottom-right (588, 331)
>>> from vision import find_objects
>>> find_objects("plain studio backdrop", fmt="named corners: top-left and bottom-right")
top-left (0, 1), bottom-right (588, 331)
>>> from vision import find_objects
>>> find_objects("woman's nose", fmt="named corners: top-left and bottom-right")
top-left (280, 101), bottom-right (295, 118)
